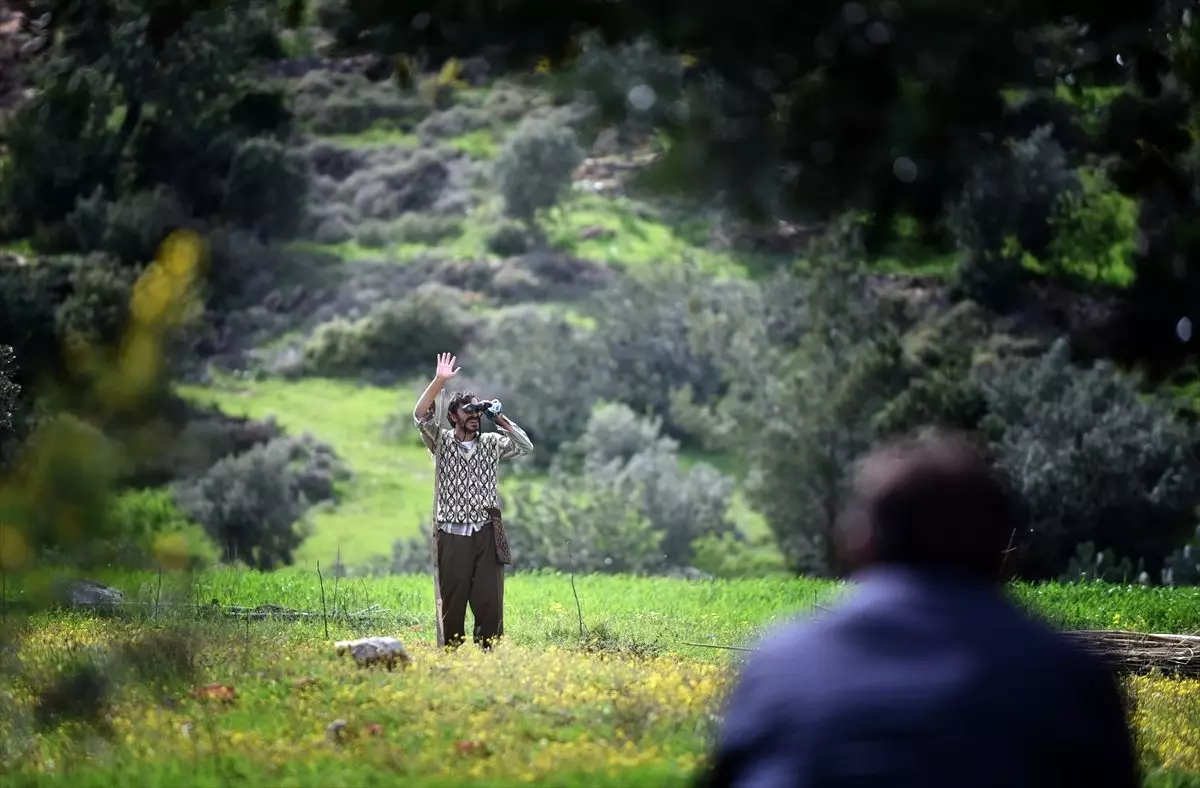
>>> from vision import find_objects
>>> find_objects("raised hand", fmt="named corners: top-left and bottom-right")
top-left (435, 352), bottom-right (460, 382)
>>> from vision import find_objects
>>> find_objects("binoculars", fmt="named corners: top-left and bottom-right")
top-left (460, 400), bottom-right (502, 418)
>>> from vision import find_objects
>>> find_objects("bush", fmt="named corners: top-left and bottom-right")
top-left (314, 215), bottom-right (356, 245)
top-left (0, 261), bottom-right (66, 394)
top-left (341, 149), bottom-right (451, 221)
top-left (54, 255), bottom-right (138, 349)
top-left (0, 79), bottom-right (114, 240)
top-left (66, 186), bottom-right (192, 266)
top-left (533, 402), bottom-right (738, 568)
top-left (102, 488), bottom-right (216, 571)
top-left (483, 86), bottom-right (541, 124)
top-left (977, 338), bottom-right (1200, 580)
top-left (461, 306), bottom-right (608, 461)
top-left (563, 400), bottom-right (670, 470)
top-left (304, 141), bottom-right (367, 182)
top-left (171, 437), bottom-right (324, 570)
top-left (292, 70), bottom-right (429, 136)
top-left (302, 284), bottom-right (476, 378)
top-left (493, 117), bottom-right (583, 224)
top-left (584, 266), bottom-right (750, 439)
top-left (689, 531), bottom-right (790, 579)
top-left (220, 137), bottom-right (311, 241)
top-left (1044, 166), bottom-right (1137, 286)
top-left (948, 126), bottom-right (1082, 308)
top-left (565, 33), bottom-right (687, 131)
top-left (389, 213), bottom-right (464, 245)
top-left (484, 221), bottom-right (532, 256)
top-left (415, 106), bottom-right (490, 142)
top-left (506, 478), bottom-right (663, 574)
top-left (356, 219), bottom-right (392, 249)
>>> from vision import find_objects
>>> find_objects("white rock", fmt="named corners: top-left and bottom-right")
top-left (334, 636), bottom-right (411, 670)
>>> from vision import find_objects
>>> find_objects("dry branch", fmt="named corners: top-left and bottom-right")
top-left (683, 629), bottom-right (1200, 679)
top-left (1061, 630), bottom-right (1200, 679)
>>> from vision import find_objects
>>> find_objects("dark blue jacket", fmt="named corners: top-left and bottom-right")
top-left (701, 566), bottom-right (1139, 788)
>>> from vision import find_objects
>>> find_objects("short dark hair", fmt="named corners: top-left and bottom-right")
top-left (836, 428), bottom-right (1018, 582)
top-left (447, 390), bottom-right (478, 423)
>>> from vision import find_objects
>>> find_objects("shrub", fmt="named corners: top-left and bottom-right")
top-left (0, 79), bottom-right (114, 240)
top-left (0, 261), bottom-right (66, 394)
top-left (314, 215), bottom-right (355, 244)
top-left (415, 106), bottom-right (490, 141)
top-left (483, 86), bottom-right (541, 124)
top-left (66, 186), bottom-right (192, 266)
top-left (977, 338), bottom-right (1200, 580)
top-left (565, 33), bottom-right (687, 130)
top-left (342, 149), bottom-right (451, 220)
top-left (484, 221), bottom-right (531, 256)
top-left (54, 255), bottom-right (138, 349)
top-left (302, 284), bottom-right (476, 378)
top-left (1044, 166), bottom-right (1137, 286)
top-left (292, 70), bottom-right (428, 136)
top-left (389, 213), bottom-right (464, 245)
top-left (356, 219), bottom-right (392, 249)
top-left (689, 531), bottom-right (790, 579)
top-left (584, 266), bottom-right (749, 439)
top-left (171, 437), bottom-right (319, 570)
top-left (304, 141), bottom-right (367, 182)
top-left (492, 116), bottom-right (583, 224)
top-left (563, 400), bottom-right (671, 471)
top-left (506, 478), bottom-right (663, 574)
top-left (461, 306), bottom-right (608, 461)
top-left (102, 488), bottom-right (217, 571)
top-left (948, 126), bottom-right (1082, 308)
top-left (220, 137), bottom-right (311, 241)
top-left (541, 402), bottom-right (738, 567)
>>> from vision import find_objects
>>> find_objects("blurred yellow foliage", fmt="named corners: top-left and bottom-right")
top-left (0, 229), bottom-right (207, 569)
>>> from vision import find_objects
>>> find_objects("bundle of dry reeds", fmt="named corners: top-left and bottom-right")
top-left (1061, 630), bottom-right (1200, 679)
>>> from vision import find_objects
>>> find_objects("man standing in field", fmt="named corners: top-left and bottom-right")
top-left (413, 352), bottom-right (533, 650)
top-left (701, 428), bottom-right (1139, 788)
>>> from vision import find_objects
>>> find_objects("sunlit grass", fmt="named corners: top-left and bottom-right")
top-left (3, 570), bottom-right (1200, 785)
top-left (290, 193), bottom-right (781, 278)
top-left (319, 125), bottom-right (419, 149)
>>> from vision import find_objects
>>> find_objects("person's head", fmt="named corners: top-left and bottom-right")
top-left (448, 390), bottom-right (482, 437)
top-left (835, 428), bottom-right (1018, 583)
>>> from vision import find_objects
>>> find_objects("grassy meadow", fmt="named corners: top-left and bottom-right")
top-left (3, 570), bottom-right (1200, 786)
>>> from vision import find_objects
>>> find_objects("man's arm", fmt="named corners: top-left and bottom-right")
top-left (494, 413), bottom-right (534, 461)
top-left (413, 353), bottom-right (459, 452)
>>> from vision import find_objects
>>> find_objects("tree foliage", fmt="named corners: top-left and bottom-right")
top-left (0, 0), bottom-right (298, 251)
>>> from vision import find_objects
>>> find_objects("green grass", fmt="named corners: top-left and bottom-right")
top-left (445, 128), bottom-right (500, 158)
top-left (175, 377), bottom-right (543, 568)
top-left (316, 125), bottom-right (500, 157)
top-left (9, 568), bottom-right (1200, 661)
top-left (3, 570), bottom-right (1200, 786)
top-left (288, 192), bottom-right (778, 277)
top-left (319, 125), bottom-right (420, 149)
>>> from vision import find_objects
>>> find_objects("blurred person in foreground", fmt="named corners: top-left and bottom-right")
top-left (413, 352), bottom-right (533, 649)
top-left (699, 428), bottom-right (1138, 788)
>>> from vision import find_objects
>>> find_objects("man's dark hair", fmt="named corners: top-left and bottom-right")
top-left (447, 390), bottom-right (479, 424)
top-left (836, 428), bottom-right (1018, 582)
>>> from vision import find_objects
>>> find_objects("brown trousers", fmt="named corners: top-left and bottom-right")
top-left (436, 524), bottom-right (504, 648)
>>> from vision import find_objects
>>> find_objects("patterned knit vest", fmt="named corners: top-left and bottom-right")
top-left (434, 429), bottom-right (501, 524)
